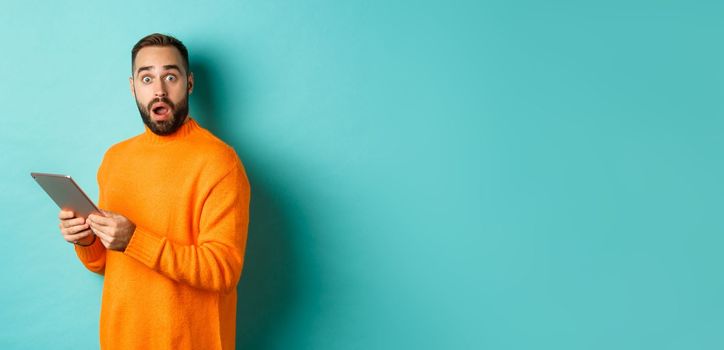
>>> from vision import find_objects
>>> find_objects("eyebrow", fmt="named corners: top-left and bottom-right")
top-left (135, 64), bottom-right (183, 75)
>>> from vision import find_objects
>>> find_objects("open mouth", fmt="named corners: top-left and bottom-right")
top-left (151, 102), bottom-right (172, 120)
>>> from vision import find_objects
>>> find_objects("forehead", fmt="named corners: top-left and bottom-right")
top-left (134, 46), bottom-right (185, 74)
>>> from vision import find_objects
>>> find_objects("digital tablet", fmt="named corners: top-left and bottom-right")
top-left (31, 172), bottom-right (102, 219)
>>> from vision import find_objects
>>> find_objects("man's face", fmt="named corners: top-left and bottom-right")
top-left (130, 46), bottom-right (194, 135)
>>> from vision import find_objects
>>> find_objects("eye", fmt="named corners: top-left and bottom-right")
top-left (165, 75), bottom-right (177, 82)
top-left (141, 76), bottom-right (152, 84)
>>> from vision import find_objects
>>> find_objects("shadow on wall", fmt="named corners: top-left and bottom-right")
top-left (191, 54), bottom-right (299, 349)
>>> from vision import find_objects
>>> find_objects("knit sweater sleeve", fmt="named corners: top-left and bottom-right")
top-left (123, 158), bottom-right (250, 293)
top-left (74, 235), bottom-right (107, 274)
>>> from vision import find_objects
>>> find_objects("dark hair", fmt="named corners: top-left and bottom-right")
top-left (131, 33), bottom-right (190, 75)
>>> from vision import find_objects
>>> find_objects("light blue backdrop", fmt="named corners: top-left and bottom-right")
top-left (1, 0), bottom-right (723, 349)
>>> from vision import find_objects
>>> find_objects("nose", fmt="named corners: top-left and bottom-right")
top-left (154, 80), bottom-right (167, 98)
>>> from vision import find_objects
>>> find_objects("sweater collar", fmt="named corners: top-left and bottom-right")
top-left (142, 116), bottom-right (197, 144)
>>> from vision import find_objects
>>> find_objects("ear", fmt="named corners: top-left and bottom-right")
top-left (129, 76), bottom-right (135, 98)
top-left (187, 72), bottom-right (194, 95)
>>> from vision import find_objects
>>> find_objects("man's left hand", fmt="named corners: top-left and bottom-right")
top-left (87, 210), bottom-right (136, 251)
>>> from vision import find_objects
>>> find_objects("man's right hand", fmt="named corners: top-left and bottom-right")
top-left (58, 210), bottom-right (95, 245)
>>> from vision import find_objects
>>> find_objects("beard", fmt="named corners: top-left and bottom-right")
top-left (135, 94), bottom-right (189, 136)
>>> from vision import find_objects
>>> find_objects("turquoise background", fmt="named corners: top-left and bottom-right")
top-left (2, 0), bottom-right (724, 349)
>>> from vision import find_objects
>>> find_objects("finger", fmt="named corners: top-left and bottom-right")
top-left (61, 217), bottom-right (86, 229)
top-left (60, 221), bottom-right (88, 233)
top-left (97, 233), bottom-right (112, 248)
top-left (58, 210), bottom-right (75, 220)
top-left (89, 223), bottom-right (114, 240)
top-left (65, 230), bottom-right (93, 242)
top-left (94, 227), bottom-right (116, 248)
top-left (60, 220), bottom-right (85, 231)
top-left (61, 222), bottom-right (91, 235)
top-left (88, 222), bottom-right (106, 236)
top-left (88, 214), bottom-right (114, 227)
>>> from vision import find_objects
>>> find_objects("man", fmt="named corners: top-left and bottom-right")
top-left (57, 33), bottom-right (250, 350)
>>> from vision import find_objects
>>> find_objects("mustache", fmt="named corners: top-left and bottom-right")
top-left (146, 97), bottom-right (175, 111)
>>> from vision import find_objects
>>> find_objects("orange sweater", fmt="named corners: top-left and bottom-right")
top-left (74, 118), bottom-right (250, 350)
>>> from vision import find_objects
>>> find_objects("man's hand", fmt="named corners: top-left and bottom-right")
top-left (58, 210), bottom-right (95, 245)
top-left (87, 210), bottom-right (136, 251)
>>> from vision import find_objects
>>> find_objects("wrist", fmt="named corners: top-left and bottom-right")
top-left (75, 234), bottom-right (96, 247)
